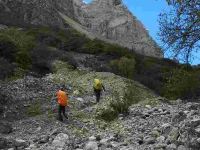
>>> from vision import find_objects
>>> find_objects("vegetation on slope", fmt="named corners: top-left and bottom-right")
top-left (0, 26), bottom-right (200, 100)
top-left (51, 60), bottom-right (156, 121)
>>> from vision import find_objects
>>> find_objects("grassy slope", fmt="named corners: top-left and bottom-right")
top-left (1, 26), bottom-right (199, 100)
top-left (50, 61), bottom-right (158, 121)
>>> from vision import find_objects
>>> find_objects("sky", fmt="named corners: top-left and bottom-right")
top-left (83, 0), bottom-right (200, 65)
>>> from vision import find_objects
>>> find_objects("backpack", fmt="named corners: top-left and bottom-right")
top-left (57, 90), bottom-right (68, 106)
top-left (94, 79), bottom-right (102, 90)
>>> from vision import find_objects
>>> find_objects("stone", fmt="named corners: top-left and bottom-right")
top-left (151, 130), bottom-right (160, 138)
top-left (168, 127), bottom-right (179, 143)
top-left (143, 136), bottom-right (156, 144)
top-left (166, 143), bottom-right (177, 150)
top-left (195, 126), bottom-right (200, 135)
top-left (77, 97), bottom-right (84, 102)
top-left (52, 133), bottom-right (69, 148)
top-left (155, 143), bottom-right (167, 149)
top-left (0, 121), bottom-right (12, 134)
top-left (172, 111), bottom-right (187, 123)
top-left (27, 144), bottom-right (37, 149)
top-left (197, 138), bottom-right (200, 143)
top-left (156, 136), bottom-right (165, 143)
top-left (89, 136), bottom-right (96, 141)
top-left (95, 135), bottom-right (101, 141)
top-left (100, 139), bottom-right (109, 145)
top-left (110, 141), bottom-right (119, 148)
top-left (191, 118), bottom-right (200, 127)
top-left (85, 141), bottom-right (98, 150)
top-left (187, 103), bottom-right (200, 110)
top-left (145, 105), bottom-right (151, 109)
top-left (0, 24), bottom-right (8, 30)
top-left (176, 99), bottom-right (182, 104)
top-left (38, 136), bottom-right (49, 144)
top-left (177, 145), bottom-right (186, 150)
top-left (161, 123), bottom-right (172, 135)
top-left (73, 90), bottom-right (80, 95)
top-left (120, 146), bottom-right (134, 150)
top-left (14, 139), bottom-right (28, 147)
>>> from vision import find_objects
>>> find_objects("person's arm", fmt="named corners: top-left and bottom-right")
top-left (102, 84), bottom-right (106, 92)
top-left (55, 92), bottom-right (58, 102)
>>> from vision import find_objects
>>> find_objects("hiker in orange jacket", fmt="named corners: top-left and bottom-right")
top-left (56, 86), bottom-right (68, 121)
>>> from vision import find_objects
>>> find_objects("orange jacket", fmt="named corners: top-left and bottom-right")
top-left (56, 90), bottom-right (68, 106)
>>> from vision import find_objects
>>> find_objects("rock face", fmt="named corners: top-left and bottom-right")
top-left (0, 0), bottom-right (163, 57)
top-left (75, 0), bottom-right (162, 57)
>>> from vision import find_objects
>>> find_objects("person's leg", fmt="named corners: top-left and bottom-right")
top-left (94, 89), bottom-right (97, 102)
top-left (62, 106), bottom-right (68, 119)
top-left (96, 90), bottom-right (101, 103)
top-left (58, 105), bottom-right (63, 121)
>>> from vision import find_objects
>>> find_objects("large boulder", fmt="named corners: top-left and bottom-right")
top-left (85, 141), bottom-right (98, 150)
top-left (52, 133), bottom-right (69, 149)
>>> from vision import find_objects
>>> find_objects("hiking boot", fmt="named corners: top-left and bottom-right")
top-left (63, 114), bottom-right (68, 119)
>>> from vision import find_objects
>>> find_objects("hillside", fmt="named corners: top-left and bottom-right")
top-left (0, 0), bottom-right (162, 57)
top-left (1, 57), bottom-right (200, 150)
top-left (1, 26), bottom-right (200, 99)
top-left (0, 24), bottom-right (200, 149)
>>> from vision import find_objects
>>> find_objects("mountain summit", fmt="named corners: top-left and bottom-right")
top-left (0, 0), bottom-right (162, 57)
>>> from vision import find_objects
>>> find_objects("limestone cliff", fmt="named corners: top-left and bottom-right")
top-left (0, 0), bottom-right (163, 57)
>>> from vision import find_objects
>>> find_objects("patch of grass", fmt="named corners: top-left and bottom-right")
top-left (72, 110), bottom-right (89, 120)
top-left (6, 67), bottom-right (26, 81)
top-left (68, 124), bottom-right (89, 137)
top-left (96, 82), bottom-right (155, 121)
top-left (26, 102), bottom-right (42, 117)
top-left (47, 109), bottom-right (55, 118)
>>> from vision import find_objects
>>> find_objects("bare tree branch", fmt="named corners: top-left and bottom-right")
top-left (159, 0), bottom-right (200, 63)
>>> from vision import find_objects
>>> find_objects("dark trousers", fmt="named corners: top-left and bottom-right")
top-left (58, 105), bottom-right (68, 121)
top-left (94, 89), bottom-right (101, 103)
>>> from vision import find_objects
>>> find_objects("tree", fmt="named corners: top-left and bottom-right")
top-left (159, 0), bottom-right (200, 63)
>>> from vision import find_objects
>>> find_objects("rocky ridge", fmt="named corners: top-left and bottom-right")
top-left (0, 0), bottom-right (163, 58)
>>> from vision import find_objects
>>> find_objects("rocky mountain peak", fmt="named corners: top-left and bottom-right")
top-left (92, 0), bottom-right (122, 6)
top-left (0, 0), bottom-right (163, 57)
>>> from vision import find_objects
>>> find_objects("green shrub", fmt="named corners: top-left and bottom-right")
top-left (26, 27), bottom-right (52, 37)
top-left (0, 28), bottom-right (35, 69)
top-left (96, 84), bottom-right (142, 121)
top-left (162, 67), bottom-right (200, 99)
top-left (110, 57), bottom-right (136, 78)
top-left (103, 43), bottom-right (127, 56)
top-left (27, 102), bottom-right (42, 117)
top-left (7, 67), bottom-right (26, 81)
top-left (82, 39), bottom-right (104, 54)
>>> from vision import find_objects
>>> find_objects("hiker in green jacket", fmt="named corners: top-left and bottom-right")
top-left (93, 79), bottom-right (105, 103)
